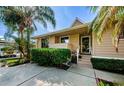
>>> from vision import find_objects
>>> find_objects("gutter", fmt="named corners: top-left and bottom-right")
top-left (32, 24), bottom-right (88, 39)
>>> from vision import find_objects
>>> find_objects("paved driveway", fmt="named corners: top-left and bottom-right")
top-left (0, 63), bottom-right (97, 86)
top-left (1, 63), bottom-right (123, 86)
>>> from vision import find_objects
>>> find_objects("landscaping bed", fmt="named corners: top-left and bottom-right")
top-left (97, 78), bottom-right (123, 86)
top-left (0, 58), bottom-right (29, 67)
top-left (91, 58), bottom-right (124, 74)
top-left (31, 48), bottom-right (71, 69)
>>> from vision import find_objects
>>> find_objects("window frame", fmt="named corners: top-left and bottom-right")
top-left (60, 36), bottom-right (69, 43)
top-left (119, 30), bottom-right (124, 40)
top-left (41, 38), bottom-right (49, 48)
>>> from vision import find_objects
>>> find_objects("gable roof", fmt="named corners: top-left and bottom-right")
top-left (32, 18), bottom-right (90, 39)
top-left (71, 17), bottom-right (84, 27)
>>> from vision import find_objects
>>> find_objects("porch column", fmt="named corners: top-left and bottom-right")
top-left (36, 38), bottom-right (41, 48)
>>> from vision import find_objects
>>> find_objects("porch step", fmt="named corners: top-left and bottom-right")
top-left (81, 55), bottom-right (91, 58)
top-left (78, 55), bottom-right (92, 68)
top-left (79, 59), bottom-right (90, 61)
top-left (80, 58), bottom-right (91, 61)
top-left (80, 55), bottom-right (91, 60)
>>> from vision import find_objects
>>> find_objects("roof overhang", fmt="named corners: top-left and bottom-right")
top-left (32, 24), bottom-right (89, 39)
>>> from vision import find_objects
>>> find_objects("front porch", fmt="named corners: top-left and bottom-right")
top-left (35, 24), bottom-right (90, 53)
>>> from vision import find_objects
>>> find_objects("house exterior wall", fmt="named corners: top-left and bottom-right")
top-left (49, 36), bottom-right (55, 44)
top-left (92, 29), bottom-right (124, 58)
top-left (69, 34), bottom-right (80, 51)
top-left (48, 34), bottom-right (80, 51)
top-left (35, 33), bottom-right (84, 52)
top-left (35, 25), bottom-right (124, 59)
top-left (36, 38), bottom-right (41, 48)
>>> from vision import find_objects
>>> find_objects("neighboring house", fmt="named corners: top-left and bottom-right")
top-left (33, 18), bottom-right (124, 59)
top-left (0, 39), bottom-right (15, 56)
top-left (0, 39), bottom-right (7, 56)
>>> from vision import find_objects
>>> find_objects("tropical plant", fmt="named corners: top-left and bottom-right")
top-left (90, 6), bottom-right (124, 52)
top-left (0, 6), bottom-right (56, 61)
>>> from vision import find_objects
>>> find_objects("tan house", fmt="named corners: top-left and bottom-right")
top-left (33, 18), bottom-right (124, 59)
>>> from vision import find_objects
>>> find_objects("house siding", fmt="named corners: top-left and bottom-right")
top-left (47, 34), bottom-right (80, 51)
top-left (69, 34), bottom-right (80, 51)
top-left (49, 36), bottom-right (55, 45)
top-left (92, 29), bottom-right (124, 58)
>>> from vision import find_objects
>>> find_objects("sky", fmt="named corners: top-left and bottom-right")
top-left (0, 6), bottom-right (97, 38)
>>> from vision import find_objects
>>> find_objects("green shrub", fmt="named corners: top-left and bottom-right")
top-left (31, 48), bottom-right (71, 66)
top-left (91, 58), bottom-right (124, 74)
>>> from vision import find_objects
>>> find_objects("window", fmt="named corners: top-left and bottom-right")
top-left (119, 30), bottom-right (124, 39)
top-left (41, 38), bottom-right (48, 48)
top-left (60, 36), bottom-right (69, 43)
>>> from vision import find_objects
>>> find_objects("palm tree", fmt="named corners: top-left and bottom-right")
top-left (22, 6), bottom-right (56, 61)
top-left (0, 6), bottom-right (56, 61)
top-left (90, 6), bottom-right (124, 52)
top-left (0, 7), bottom-right (26, 58)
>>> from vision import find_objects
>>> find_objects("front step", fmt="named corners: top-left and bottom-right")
top-left (79, 55), bottom-right (91, 63)
top-left (81, 55), bottom-right (91, 58)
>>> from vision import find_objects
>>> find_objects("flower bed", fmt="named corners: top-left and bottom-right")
top-left (97, 78), bottom-right (123, 86)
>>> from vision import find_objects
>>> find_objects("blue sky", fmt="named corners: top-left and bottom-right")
top-left (0, 6), bottom-right (97, 38)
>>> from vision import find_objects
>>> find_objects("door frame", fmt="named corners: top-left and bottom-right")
top-left (81, 36), bottom-right (91, 54)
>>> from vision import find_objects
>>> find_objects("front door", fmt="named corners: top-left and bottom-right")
top-left (81, 36), bottom-right (90, 54)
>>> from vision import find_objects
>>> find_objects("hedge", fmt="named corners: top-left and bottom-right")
top-left (91, 58), bottom-right (124, 74)
top-left (31, 48), bottom-right (71, 66)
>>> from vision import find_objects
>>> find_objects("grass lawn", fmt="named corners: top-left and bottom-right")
top-left (7, 59), bottom-right (19, 63)
top-left (0, 58), bottom-right (27, 67)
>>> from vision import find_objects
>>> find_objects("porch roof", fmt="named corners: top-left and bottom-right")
top-left (32, 23), bottom-right (89, 39)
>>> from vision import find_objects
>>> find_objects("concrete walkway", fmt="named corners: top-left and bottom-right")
top-left (0, 63), bottom-right (124, 86)
top-left (0, 63), bottom-right (97, 86)
top-left (69, 64), bottom-right (124, 84)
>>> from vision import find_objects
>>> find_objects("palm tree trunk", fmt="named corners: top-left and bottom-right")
top-left (19, 28), bottom-right (26, 59)
top-left (26, 28), bottom-right (31, 62)
top-left (17, 31), bottom-right (22, 59)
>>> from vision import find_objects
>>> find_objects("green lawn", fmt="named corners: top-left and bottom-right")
top-left (0, 58), bottom-right (26, 67)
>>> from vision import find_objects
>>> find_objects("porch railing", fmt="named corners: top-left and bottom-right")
top-left (49, 43), bottom-right (69, 48)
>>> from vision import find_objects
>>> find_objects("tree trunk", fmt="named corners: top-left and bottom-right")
top-left (19, 26), bottom-right (25, 59)
top-left (26, 28), bottom-right (31, 62)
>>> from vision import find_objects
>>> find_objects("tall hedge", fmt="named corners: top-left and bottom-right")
top-left (31, 48), bottom-right (71, 66)
top-left (91, 58), bottom-right (124, 74)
